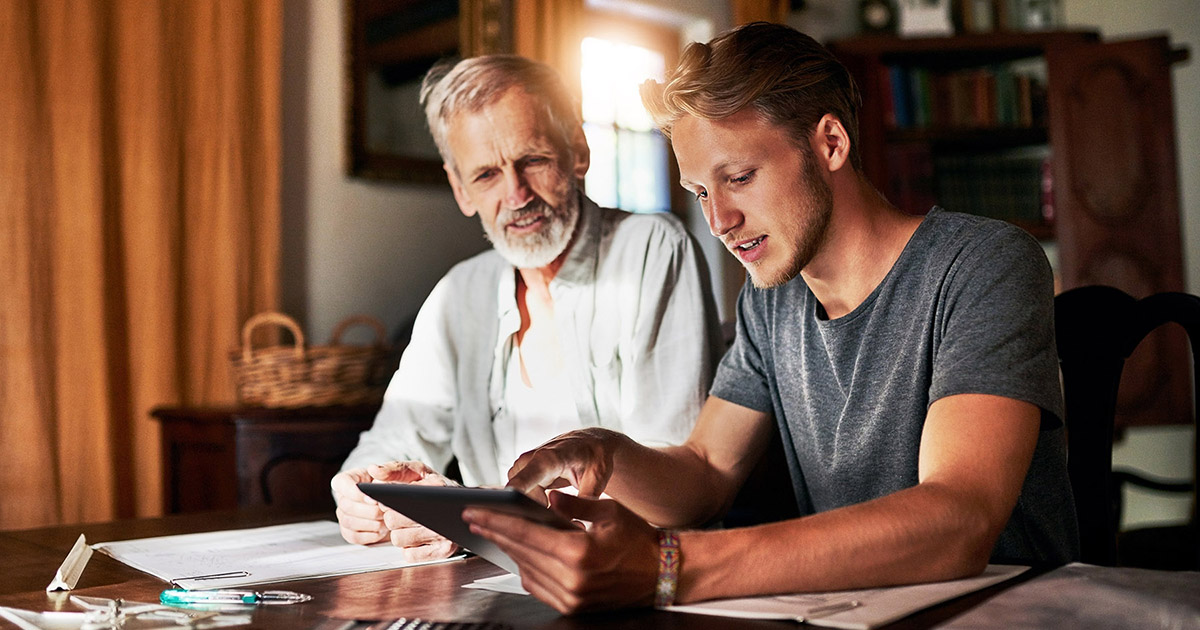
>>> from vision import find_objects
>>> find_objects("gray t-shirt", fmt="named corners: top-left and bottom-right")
top-left (712, 208), bottom-right (1079, 565)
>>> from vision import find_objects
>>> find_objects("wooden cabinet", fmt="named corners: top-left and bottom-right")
top-left (829, 31), bottom-right (1189, 430)
top-left (152, 404), bottom-right (378, 514)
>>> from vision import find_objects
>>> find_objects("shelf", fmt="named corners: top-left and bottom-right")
top-left (830, 30), bottom-right (1099, 68)
top-left (887, 126), bottom-right (1048, 149)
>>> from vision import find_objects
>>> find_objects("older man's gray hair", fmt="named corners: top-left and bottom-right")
top-left (419, 54), bottom-right (582, 175)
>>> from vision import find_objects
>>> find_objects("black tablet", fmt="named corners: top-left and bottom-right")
top-left (357, 483), bottom-right (575, 575)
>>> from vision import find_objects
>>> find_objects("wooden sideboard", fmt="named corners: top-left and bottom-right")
top-left (151, 404), bottom-right (379, 514)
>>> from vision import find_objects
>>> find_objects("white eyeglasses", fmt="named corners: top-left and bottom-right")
top-left (69, 595), bottom-right (233, 629)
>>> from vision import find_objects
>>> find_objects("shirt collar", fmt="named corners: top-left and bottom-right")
top-left (552, 191), bottom-right (601, 288)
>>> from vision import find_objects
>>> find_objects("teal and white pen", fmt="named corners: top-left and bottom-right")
top-left (161, 588), bottom-right (313, 606)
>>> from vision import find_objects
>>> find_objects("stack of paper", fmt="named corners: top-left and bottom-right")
top-left (93, 520), bottom-right (452, 590)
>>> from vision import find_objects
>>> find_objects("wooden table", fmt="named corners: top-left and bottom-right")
top-left (0, 510), bottom-right (1029, 630)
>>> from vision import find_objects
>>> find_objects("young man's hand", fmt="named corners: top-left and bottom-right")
top-left (506, 428), bottom-right (627, 502)
top-left (464, 491), bottom-right (660, 614)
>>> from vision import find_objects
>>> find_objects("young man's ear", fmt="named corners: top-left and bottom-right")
top-left (813, 114), bottom-right (851, 173)
top-left (570, 126), bottom-right (591, 180)
top-left (444, 164), bottom-right (477, 218)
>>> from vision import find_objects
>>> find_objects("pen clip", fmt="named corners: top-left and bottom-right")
top-left (804, 599), bottom-right (861, 620)
top-left (170, 570), bottom-right (250, 587)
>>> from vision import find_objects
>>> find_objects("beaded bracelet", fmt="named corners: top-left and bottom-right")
top-left (654, 529), bottom-right (681, 608)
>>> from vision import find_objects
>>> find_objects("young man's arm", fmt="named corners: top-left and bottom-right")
top-left (468, 392), bottom-right (1039, 613)
top-left (677, 393), bottom-right (1039, 600)
top-left (506, 395), bottom-right (776, 528)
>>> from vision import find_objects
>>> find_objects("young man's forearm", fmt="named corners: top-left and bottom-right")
top-left (676, 482), bottom-right (1001, 603)
top-left (601, 436), bottom-right (742, 528)
top-left (602, 397), bottom-right (777, 527)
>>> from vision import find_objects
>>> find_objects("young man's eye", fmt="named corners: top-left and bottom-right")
top-left (694, 189), bottom-right (708, 200)
top-left (731, 171), bottom-right (755, 185)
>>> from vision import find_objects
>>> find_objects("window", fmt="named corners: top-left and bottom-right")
top-left (579, 19), bottom-right (677, 214)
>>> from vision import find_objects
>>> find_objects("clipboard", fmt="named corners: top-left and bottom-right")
top-left (357, 483), bottom-right (576, 575)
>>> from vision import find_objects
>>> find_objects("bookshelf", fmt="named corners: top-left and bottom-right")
top-left (830, 31), bottom-right (1097, 239)
top-left (830, 31), bottom-right (1190, 430)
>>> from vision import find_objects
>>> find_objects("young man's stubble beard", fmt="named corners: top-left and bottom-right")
top-left (746, 155), bottom-right (834, 289)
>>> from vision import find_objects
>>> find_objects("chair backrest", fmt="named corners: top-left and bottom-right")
top-left (1055, 286), bottom-right (1200, 565)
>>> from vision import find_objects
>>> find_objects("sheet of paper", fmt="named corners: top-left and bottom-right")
top-left (462, 573), bottom-right (528, 595)
top-left (667, 564), bottom-right (1028, 630)
top-left (0, 604), bottom-right (250, 630)
top-left (92, 520), bottom-right (456, 590)
top-left (0, 608), bottom-right (86, 630)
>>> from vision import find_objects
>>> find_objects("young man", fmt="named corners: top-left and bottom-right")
top-left (464, 23), bottom-right (1078, 613)
top-left (331, 55), bottom-right (723, 562)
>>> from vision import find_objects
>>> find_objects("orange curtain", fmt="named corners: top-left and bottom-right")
top-left (0, 0), bottom-right (280, 529)
top-left (731, 0), bottom-right (791, 25)
top-left (513, 0), bottom-right (584, 104)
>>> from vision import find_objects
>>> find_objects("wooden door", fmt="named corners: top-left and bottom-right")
top-left (1047, 36), bottom-right (1188, 431)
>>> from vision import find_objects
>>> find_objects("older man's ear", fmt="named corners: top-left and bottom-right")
top-left (570, 127), bottom-right (591, 181)
top-left (444, 164), bottom-right (478, 218)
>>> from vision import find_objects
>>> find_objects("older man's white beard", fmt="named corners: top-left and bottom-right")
top-left (484, 192), bottom-right (580, 269)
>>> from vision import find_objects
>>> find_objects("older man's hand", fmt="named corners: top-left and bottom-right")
top-left (332, 460), bottom-right (460, 561)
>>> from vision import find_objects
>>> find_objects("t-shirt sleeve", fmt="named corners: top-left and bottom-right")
top-left (710, 282), bottom-right (775, 413)
top-left (928, 223), bottom-right (1064, 424)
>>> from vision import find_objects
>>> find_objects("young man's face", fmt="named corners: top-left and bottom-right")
top-left (443, 87), bottom-right (587, 270)
top-left (673, 108), bottom-right (833, 288)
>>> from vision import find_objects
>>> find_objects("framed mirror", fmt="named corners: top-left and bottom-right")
top-left (345, 0), bottom-right (513, 183)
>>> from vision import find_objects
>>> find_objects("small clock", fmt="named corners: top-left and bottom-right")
top-left (859, 0), bottom-right (897, 34)
top-left (895, 0), bottom-right (954, 37)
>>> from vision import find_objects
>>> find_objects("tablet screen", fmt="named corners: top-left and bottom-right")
top-left (357, 483), bottom-right (575, 575)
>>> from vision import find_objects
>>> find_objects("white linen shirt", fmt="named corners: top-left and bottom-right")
top-left (340, 195), bottom-right (724, 487)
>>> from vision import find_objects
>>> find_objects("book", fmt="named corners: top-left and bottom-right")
top-left (888, 66), bottom-right (912, 129)
top-left (667, 565), bottom-right (1028, 630)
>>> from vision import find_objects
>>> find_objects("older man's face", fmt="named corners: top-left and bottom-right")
top-left (444, 87), bottom-right (587, 270)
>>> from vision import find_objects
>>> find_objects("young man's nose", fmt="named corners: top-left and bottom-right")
top-left (706, 192), bottom-right (743, 237)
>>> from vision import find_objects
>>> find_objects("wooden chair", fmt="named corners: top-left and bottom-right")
top-left (1055, 285), bottom-right (1200, 567)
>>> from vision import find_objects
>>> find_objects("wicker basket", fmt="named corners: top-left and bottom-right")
top-left (230, 312), bottom-right (398, 408)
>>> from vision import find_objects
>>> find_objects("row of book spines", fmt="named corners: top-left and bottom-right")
top-left (883, 143), bottom-right (1055, 227)
top-left (880, 65), bottom-right (1046, 130)
top-left (934, 154), bottom-right (1052, 224)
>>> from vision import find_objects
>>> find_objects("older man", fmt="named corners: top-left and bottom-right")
top-left (331, 55), bottom-right (723, 561)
